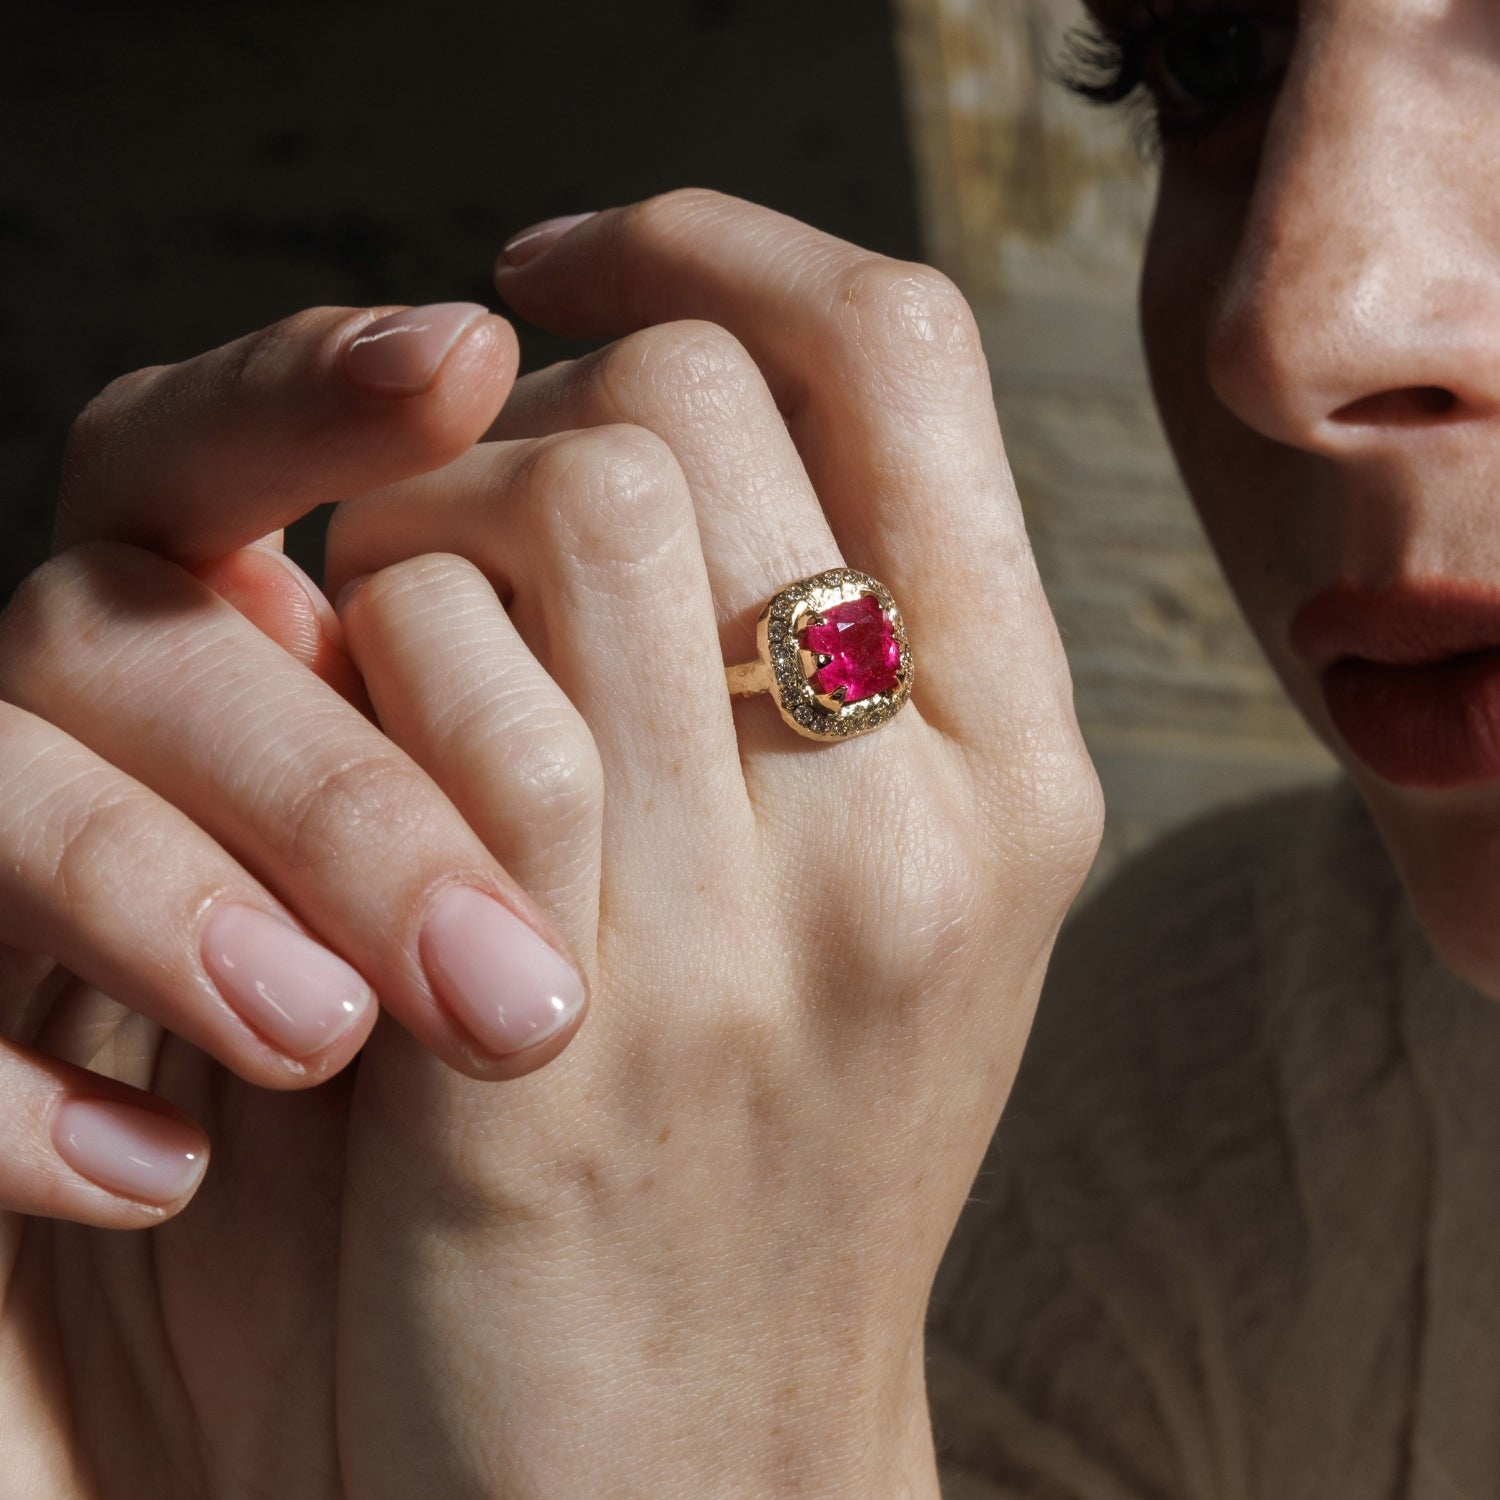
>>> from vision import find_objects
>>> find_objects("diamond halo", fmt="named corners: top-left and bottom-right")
top-left (757, 568), bottom-right (913, 741)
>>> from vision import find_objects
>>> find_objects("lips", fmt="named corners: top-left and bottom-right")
top-left (1291, 580), bottom-right (1500, 787)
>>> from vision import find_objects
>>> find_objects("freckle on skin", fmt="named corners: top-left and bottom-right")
top-left (657, 1124), bottom-right (672, 1144)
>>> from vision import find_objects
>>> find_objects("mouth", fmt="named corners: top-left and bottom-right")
top-left (1290, 580), bottom-right (1500, 788)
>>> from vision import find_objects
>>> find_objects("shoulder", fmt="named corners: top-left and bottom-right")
top-left (930, 778), bottom-right (1406, 1497)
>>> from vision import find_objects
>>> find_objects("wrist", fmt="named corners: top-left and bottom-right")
top-left (497, 1345), bottom-right (941, 1500)
top-left (354, 1295), bottom-right (943, 1500)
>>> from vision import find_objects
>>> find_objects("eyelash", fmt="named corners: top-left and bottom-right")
top-left (1057, 2), bottom-right (1286, 154)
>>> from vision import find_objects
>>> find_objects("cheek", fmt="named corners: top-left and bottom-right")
top-left (1141, 181), bottom-right (1238, 544)
top-left (1138, 176), bottom-right (1330, 672)
top-left (1140, 188), bottom-right (1270, 596)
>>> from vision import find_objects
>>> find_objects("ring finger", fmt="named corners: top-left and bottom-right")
top-left (480, 319), bottom-right (841, 657)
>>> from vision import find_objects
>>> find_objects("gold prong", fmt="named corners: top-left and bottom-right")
top-left (798, 648), bottom-right (821, 680)
top-left (814, 687), bottom-right (848, 712)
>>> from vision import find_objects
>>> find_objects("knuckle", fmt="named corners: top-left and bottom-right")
top-left (623, 186), bottom-right (733, 245)
top-left (35, 773), bottom-right (163, 913)
top-left (1, 552), bottom-right (75, 653)
top-left (61, 367), bottom-right (164, 487)
top-left (522, 426), bottom-right (690, 566)
top-left (830, 257), bottom-right (987, 383)
top-left (277, 747), bottom-right (426, 874)
top-left (501, 709), bottom-right (604, 832)
top-left (223, 305), bottom-right (346, 396)
top-left (0, 543), bottom-right (155, 700)
top-left (362, 550), bottom-right (489, 611)
top-left (1046, 753), bottom-right (1108, 890)
top-left (599, 319), bottom-right (760, 417)
top-left (1006, 733), bottom-right (1107, 893)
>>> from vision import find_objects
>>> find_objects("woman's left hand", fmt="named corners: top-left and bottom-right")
top-left (325, 192), bottom-right (1104, 1499)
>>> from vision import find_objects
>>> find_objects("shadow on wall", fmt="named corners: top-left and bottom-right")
top-left (0, 0), bottom-right (920, 595)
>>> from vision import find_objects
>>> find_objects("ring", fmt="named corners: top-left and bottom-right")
top-left (724, 568), bottom-right (913, 741)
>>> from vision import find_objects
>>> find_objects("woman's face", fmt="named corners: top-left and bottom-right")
top-left (1092, 0), bottom-right (1500, 994)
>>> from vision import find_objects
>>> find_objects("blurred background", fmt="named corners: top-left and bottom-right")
top-left (0, 0), bottom-right (1333, 882)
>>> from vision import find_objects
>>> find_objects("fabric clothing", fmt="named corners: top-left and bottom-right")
top-left (929, 778), bottom-right (1500, 1500)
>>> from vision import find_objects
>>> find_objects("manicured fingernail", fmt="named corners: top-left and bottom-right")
top-left (334, 574), bottom-right (372, 614)
top-left (498, 212), bottom-right (597, 268)
top-left (202, 904), bottom-right (373, 1058)
top-left (52, 1098), bottom-right (208, 1205)
top-left (248, 544), bottom-right (340, 638)
top-left (345, 301), bottom-right (488, 395)
top-left (421, 887), bottom-right (585, 1055)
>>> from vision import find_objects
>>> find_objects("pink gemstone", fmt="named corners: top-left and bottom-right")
top-left (802, 595), bottom-right (900, 704)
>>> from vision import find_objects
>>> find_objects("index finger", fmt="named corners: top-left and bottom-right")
top-left (491, 191), bottom-right (1068, 750)
top-left (57, 301), bottom-right (518, 564)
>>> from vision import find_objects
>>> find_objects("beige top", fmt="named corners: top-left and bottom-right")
top-left (930, 779), bottom-right (1500, 1500)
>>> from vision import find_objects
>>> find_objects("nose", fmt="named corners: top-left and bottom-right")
top-left (1207, 8), bottom-right (1500, 450)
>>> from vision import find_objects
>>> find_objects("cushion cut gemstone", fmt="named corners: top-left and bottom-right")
top-left (802, 594), bottom-right (900, 704)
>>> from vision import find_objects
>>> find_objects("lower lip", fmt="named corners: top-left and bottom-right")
top-left (1325, 650), bottom-right (1500, 787)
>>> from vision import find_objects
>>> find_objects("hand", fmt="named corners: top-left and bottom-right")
top-left (325, 192), bottom-right (1105, 1498)
top-left (0, 302), bottom-right (593, 1493)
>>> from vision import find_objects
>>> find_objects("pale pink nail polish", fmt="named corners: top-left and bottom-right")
top-left (421, 887), bottom-right (585, 1055)
top-left (345, 301), bottom-right (488, 394)
top-left (52, 1098), bottom-right (208, 1205)
top-left (202, 904), bottom-right (373, 1057)
top-left (498, 212), bottom-right (597, 268)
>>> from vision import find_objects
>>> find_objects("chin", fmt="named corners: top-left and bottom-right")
top-left (1351, 773), bottom-right (1500, 1002)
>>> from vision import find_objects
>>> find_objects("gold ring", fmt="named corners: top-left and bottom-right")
top-left (724, 568), bottom-right (913, 741)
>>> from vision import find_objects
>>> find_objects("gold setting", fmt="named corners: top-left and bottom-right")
top-left (725, 568), bottom-right (913, 742)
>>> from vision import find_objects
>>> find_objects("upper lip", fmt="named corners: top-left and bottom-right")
top-left (1290, 579), bottom-right (1500, 671)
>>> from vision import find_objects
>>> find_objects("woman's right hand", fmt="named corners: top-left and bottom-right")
top-left (0, 302), bottom-right (598, 1494)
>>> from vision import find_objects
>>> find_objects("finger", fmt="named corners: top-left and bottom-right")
top-left (493, 190), bottom-right (1067, 749)
top-left (335, 554), bottom-right (603, 961)
top-left (57, 302), bottom-right (518, 564)
top-left (1, 544), bottom-right (587, 1079)
top-left (0, 701), bottom-right (375, 1086)
top-left (0, 1040), bottom-right (208, 1227)
top-left (328, 431), bottom-right (753, 884)
top-left (191, 543), bottom-right (370, 709)
top-left (482, 322), bottom-right (839, 653)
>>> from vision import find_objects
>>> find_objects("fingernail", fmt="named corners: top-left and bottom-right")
top-left (247, 544), bottom-right (341, 638)
top-left (498, 212), bottom-right (597, 268)
top-left (345, 301), bottom-right (488, 395)
top-left (202, 904), bottom-right (373, 1058)
top-left (421, 887), bottom-right (585, 1055)
top-left (52, 1098), bottom-right (208, 1205)
top-left (334, 574), bottom-right (372, 614)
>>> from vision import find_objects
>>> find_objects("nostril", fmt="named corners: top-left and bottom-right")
top-left (1330, 386), bottom-right (1460, 425)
